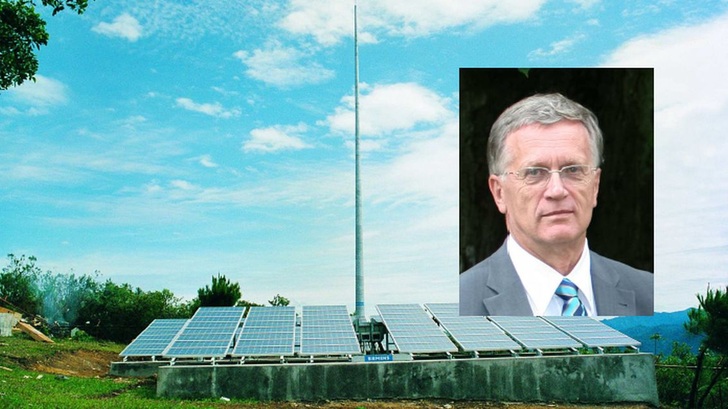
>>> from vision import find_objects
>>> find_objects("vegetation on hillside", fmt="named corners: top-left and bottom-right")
top-left (0, 254), bottom-right (288, 343)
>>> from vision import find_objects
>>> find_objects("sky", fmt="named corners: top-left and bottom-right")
top-left (1, 0), bottom-right (727, 317)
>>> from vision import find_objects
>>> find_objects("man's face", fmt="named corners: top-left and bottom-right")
top-left (488, 120), bottom-right (601, 252)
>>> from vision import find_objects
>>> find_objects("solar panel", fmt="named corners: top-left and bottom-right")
top-left (423, 302), bottom-right (459, 319)
top-left (377, 304), bottom-right (458, 354)
top-left (488, 316), bottom-right (582, 350)
top-left (163, 306), bottom-right (245, 358)
top-left (425, 303), bottom-right (521, 353)
top-left (232, 306), bottom-right (296, 357)
top-left (120, 319), bottom-right (187, 357)
top-left (544, 316), bottom-right (641, 349)
top-left (300, 305), bottom-right (361, 356)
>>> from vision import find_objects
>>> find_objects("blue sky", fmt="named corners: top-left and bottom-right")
top-left (2, 0), bottom-right (727, 317)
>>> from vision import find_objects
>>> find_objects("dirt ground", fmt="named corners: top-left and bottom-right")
top-left (26, 350), bottom-right (653, 408)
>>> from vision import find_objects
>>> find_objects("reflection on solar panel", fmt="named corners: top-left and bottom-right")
top-left (233, 306), bottom-right (296, 357)
top-left (164, 307), bottom-right (245, 358)
top-left (300, 305), bottom-right (361, 356)
top-left (425, 303), bottom-right (521, 353)
top-left (488, 316), bottom-right (581, 350)
top-left (544, 317), bottom-right (641, 349)
top-left (377, 304), bottom-right (457, 354)
top-left (423, 302), bottom-right (459, 319)
top-left (120, 319), bottom-right (187, 357)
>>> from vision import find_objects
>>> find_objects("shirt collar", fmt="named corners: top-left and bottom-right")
top-left (506, 235), bottom-right (595, 315)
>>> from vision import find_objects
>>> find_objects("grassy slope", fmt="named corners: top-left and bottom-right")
top-left (0, 332), bottom-right (259, 408)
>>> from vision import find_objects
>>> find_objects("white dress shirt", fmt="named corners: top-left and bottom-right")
top-left (506, 235), bottom-right (597, 316)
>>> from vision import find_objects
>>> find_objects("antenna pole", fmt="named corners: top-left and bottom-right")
top-left (354, 1), bottom-right (365, 322)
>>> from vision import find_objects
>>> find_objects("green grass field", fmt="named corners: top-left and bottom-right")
top-left (0, 332), bottom-right (262, 408)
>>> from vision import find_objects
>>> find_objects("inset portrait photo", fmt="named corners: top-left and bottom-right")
top-left (459, 68), bottom-right (654, 317)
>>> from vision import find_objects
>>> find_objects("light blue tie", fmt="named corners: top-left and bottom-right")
top-left (555, 278), bottom-right (587, 316)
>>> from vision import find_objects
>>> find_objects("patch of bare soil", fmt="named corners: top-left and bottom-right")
top-left (30, 349), bottom-right (118, 377)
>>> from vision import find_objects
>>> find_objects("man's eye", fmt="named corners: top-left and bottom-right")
top-left (524, 168), bottom-right (546, 177)
top-left (563, 165), bottom-right (580, 174)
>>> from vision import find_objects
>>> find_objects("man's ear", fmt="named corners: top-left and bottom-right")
top-left (488, 174), bottom-right (508, 215)
top-left (592, 167), bottom-right (601, 208)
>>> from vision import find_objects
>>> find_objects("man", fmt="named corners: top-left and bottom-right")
top-left (459, 93), bottom-right (653, 316)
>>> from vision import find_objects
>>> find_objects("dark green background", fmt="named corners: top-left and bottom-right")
top-left (460, 68), bottom-right (654, 274)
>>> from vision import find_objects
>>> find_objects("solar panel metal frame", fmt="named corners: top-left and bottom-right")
top-left (425, 303), bottom-right (521, 353)
top-left (232, 306), bottom-right (297, 357)
top-left (300, 305), bottom-right (361, 356)
top-left (120, 318), bottom-right (188, 357)
top-left (488, 316), bottom-right (582, 350)
top-left (543, 316), bottom-right (641, 348)
top-left (377, 304), bottom-right (458, 354)
top-left (163, 306), bottom-right (245, 359)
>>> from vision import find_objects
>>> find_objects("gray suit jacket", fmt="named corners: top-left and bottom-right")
top-left (459, 242), bottom-right (654, 316)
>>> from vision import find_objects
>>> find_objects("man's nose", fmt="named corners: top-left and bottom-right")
top-left (544, 172), bottom-right (568, 199)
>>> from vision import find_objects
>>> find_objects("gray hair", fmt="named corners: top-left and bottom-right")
top-left (487, 93), bottom-right (603, 175)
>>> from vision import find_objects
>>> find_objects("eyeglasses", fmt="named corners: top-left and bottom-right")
top-left (502, 164), bottom-right (597, 186)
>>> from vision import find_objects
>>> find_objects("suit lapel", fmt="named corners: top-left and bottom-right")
top-left (591, 252), bottom-right (636, 316)
top-left (482, 244), bottom-right (533, 315)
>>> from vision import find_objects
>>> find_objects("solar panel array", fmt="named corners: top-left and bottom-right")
top-left (488, 316), bottom-right (582, 350)
top-left (544, 316), bottom-right (641, 348)
top-left (425, 304), bottom-right (521, 353)
top-left (233, 306), bottom-right (296, 357)
top-left (164, 307), bottom-right (245, 358)
top-left (120, 319), bottom-right (188, 357)
top-left (119, 303), bottom-right (642, 362)
top-left (300, 305), bottom-right (361, 355)
top-left (377, 304), bottom-right (458, 354)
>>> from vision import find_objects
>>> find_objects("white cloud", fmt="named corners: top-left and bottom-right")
top-left (198, 155), bottom-right (218, 168)
top-left (170, 180), bottom-right (196, 191)
top-left (5, 75), bottom-right (68, 108)
top-left (175, 97), bottom-right (240, 118)
top-left (92, 13), bottom-right (143, 42)
top-left (280, 0), bottom-right (547, 45)
top-left (602, 11), bottom-right (728, 311)
top-left (233, 43), bottom-right (334, 88)
top-left (243, 123), bottom-right (311, 153)
top-left (528, 33), bottom-right (586, 59)
top-left (324, 82), bottom-right (454, 138)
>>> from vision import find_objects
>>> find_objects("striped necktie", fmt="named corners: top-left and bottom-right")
top-left (555, 278), bottom-right (587, 316)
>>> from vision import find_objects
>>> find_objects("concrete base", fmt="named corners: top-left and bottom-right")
top-left (157, 353), bottom-right (659, 406)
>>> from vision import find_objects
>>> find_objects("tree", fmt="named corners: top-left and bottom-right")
top-left (684, 286), bottom-right (728, 408)
top-left (78, 280), bottom-right (191, 343)
top-left (1, 0), bottom-right (91, 90)
top-left (0, 254), bottom-right (42, 316)
top-left (268, 294), bottom-right (290, 306)
top-left (197, 274), bottom-right (241, 307)
top-left (650, 332), bottom-right (662, 355)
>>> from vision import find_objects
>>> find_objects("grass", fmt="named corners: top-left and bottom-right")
top-left (0, 332), bottom-right (264, 408)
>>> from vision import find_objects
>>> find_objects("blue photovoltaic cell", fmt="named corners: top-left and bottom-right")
top-left (425, 303), bottom-right (521, 353)
top-left (232, 306), bottom-right (296, 357)
top-left (120, 319), bottom-right (187, 357)
top-left (377, 304), bottom-right (458, 354)
top-left (163, 306), bottom-right (245, 358)
top-left (300, 305), bottom-right (361, 355)
top-left (488, 316), bottom-right (582, 350)
top-left (543, 316), bottom-right (641, 348)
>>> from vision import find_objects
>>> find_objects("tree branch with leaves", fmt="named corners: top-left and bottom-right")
top-left (0, 0), bottom-right (92, 90)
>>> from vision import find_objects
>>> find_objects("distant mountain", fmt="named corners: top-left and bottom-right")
top-left (602, 309), bottom-right (704, 356)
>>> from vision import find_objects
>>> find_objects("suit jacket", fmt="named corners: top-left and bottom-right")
top-left (459, 242), bottom-right (654, 316)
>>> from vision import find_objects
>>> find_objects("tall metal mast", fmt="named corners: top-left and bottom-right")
top-left (354, 1), bottom-right (365, 321)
